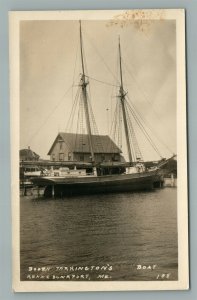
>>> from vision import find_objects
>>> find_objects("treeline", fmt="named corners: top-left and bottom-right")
top-left (145, 159), bottom-right (177, 177)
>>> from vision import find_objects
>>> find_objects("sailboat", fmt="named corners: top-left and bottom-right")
top-left (31, 21), bottom-right (175, 197)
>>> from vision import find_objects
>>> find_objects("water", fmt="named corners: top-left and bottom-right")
top-left (20, 188), bottom-right (178, 281)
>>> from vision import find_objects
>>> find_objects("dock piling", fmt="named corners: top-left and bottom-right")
top-left (52, 185), bottom-right (55, 198)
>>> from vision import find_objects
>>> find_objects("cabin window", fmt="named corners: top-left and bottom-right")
top-left (59, 153), bottom-right (64, 161)
top-left (68, 152), bottom-right (72, 161)
top-left (52, 154), bottom-right (55, 161)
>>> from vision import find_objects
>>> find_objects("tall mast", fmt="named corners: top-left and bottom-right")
top-left (79, 21), bottom-right (95, 163)
top-left (118, 37), bottom-right (133, 163)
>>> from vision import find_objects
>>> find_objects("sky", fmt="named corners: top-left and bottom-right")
top-left (20, 19), bottom-right (176, 161)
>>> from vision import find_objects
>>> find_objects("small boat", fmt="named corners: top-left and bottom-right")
top-left (23, 166), bottom-right (42, 177)
top-left (31, 21), bottom-right (175, 197)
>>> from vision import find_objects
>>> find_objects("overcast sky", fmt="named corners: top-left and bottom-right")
top-left (20, 19), bottom-right (176, 161)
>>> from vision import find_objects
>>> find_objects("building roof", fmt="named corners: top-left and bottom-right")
top-left (48, 132), bottom-right (122, 155)
top-left (20, 148), bottom-right (40, 160)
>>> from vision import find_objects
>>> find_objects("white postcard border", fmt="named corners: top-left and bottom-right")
top-left (10, 9), bottom-right (188, 292)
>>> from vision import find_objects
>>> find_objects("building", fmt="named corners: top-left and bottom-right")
top-left (48, 132), bottom-right (123, 163)
top-left (20, 147), bottom-right (40, 161)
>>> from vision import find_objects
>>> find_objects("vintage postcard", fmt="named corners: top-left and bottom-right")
top-left (10, 9), bottom-right (188, 292)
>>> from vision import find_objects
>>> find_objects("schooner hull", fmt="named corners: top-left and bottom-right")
top-left (31, 171), bottom-right (163, 197)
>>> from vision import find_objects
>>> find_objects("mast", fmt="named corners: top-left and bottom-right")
top-left (118, 37), bottom-right (133, 163)
top-left (79, 21), bottom-right (95, 163)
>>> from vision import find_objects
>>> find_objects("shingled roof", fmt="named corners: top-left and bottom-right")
top-left (48, 133), bottom-right (122, 155)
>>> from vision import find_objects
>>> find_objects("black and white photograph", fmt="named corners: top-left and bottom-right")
top-left (10, 9), bottom-right (188, 292)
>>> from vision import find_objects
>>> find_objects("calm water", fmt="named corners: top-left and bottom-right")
top-left (20, 188), bottom-right (178, 281)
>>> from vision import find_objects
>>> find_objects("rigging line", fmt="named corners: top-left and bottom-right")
top-left (125, 104), bottom-right (143, 161)
top-left (27, 85), bottom-right (73, 145)
top-left (108, 51), bottom-right (120, 129)
top-left (73, 38), bottom-right (80, 83)
top-left (86, 76), bottom-right (101, 141)
top-left (113, 101), bottom-right (121, 153)
top-left (87, 94), bottom-right (104, 154)
top-left (110, 94), bottom-right (113, 133)
top-left (129, 108), bottom-right (162, 158)
top-left (125, 99), bottom-right (162, 158)
top-left (107, 101), bottom-right (116, 152)
top-left (79, 90), bottom-right (84, 151)
top-left (125, 122), bottom-right (136, 162)
top-left (116, 102), bottom-right (121, 149)
top-left (86, 79), bottom-right (103, 153)
top-left (65, 86), bottom-right (81, 132)
top-left (125, 98), bottom-right (156, 151)
top-left (126, 94), bottom-right (173, 155)
top-left (121, 49), bottom-right (138, 78)
top-left (86, 77), bottom-right (95, 135)
top-left (116, 47), bottom-right (121, 87)
top-left (108, 71), bottom-right (119, 139)
top-left (124, 107), bottom-right (136, 162)
top-left (122, 57), bottom-right (154, 107)
top-left (126, 100), bottom-right (162, 157)
top-left (112, 102), bottom-right (119, 138)
top-left (118, 102), bottom-right (122, 150)
top-left (74, 92), bottom-right (83, 151)
top-left (125, 109), bottom-right (137, 160)
top-left (83, 73), bottom-right (103, 154)
top-left (67, 87), bottom-right (80, 132)
top-left (83, 40), bottom-right (89, 77)
top-left (110, 60), bottom-right (120, 123)
top-left (83, 29), bottom-right (120, 85)
top-left (121, 56), bottom-right (174, 144)
top-left (109, 101), bottom-right (119, 153)
top-left (84, 75), bottom-right (119, 87)
top-left (118, 51), bottom-right (129, 90)
top-left (119, 103), bottom-right (122, 149)
top-left (71, 38), bottom-right (80, 105)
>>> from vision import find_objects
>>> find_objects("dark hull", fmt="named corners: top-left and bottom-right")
top-left (31, 171), bottom-right (163, 197)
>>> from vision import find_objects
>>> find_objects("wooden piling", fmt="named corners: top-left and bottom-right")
top-left (52, 185), bottom-right (55, 198)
